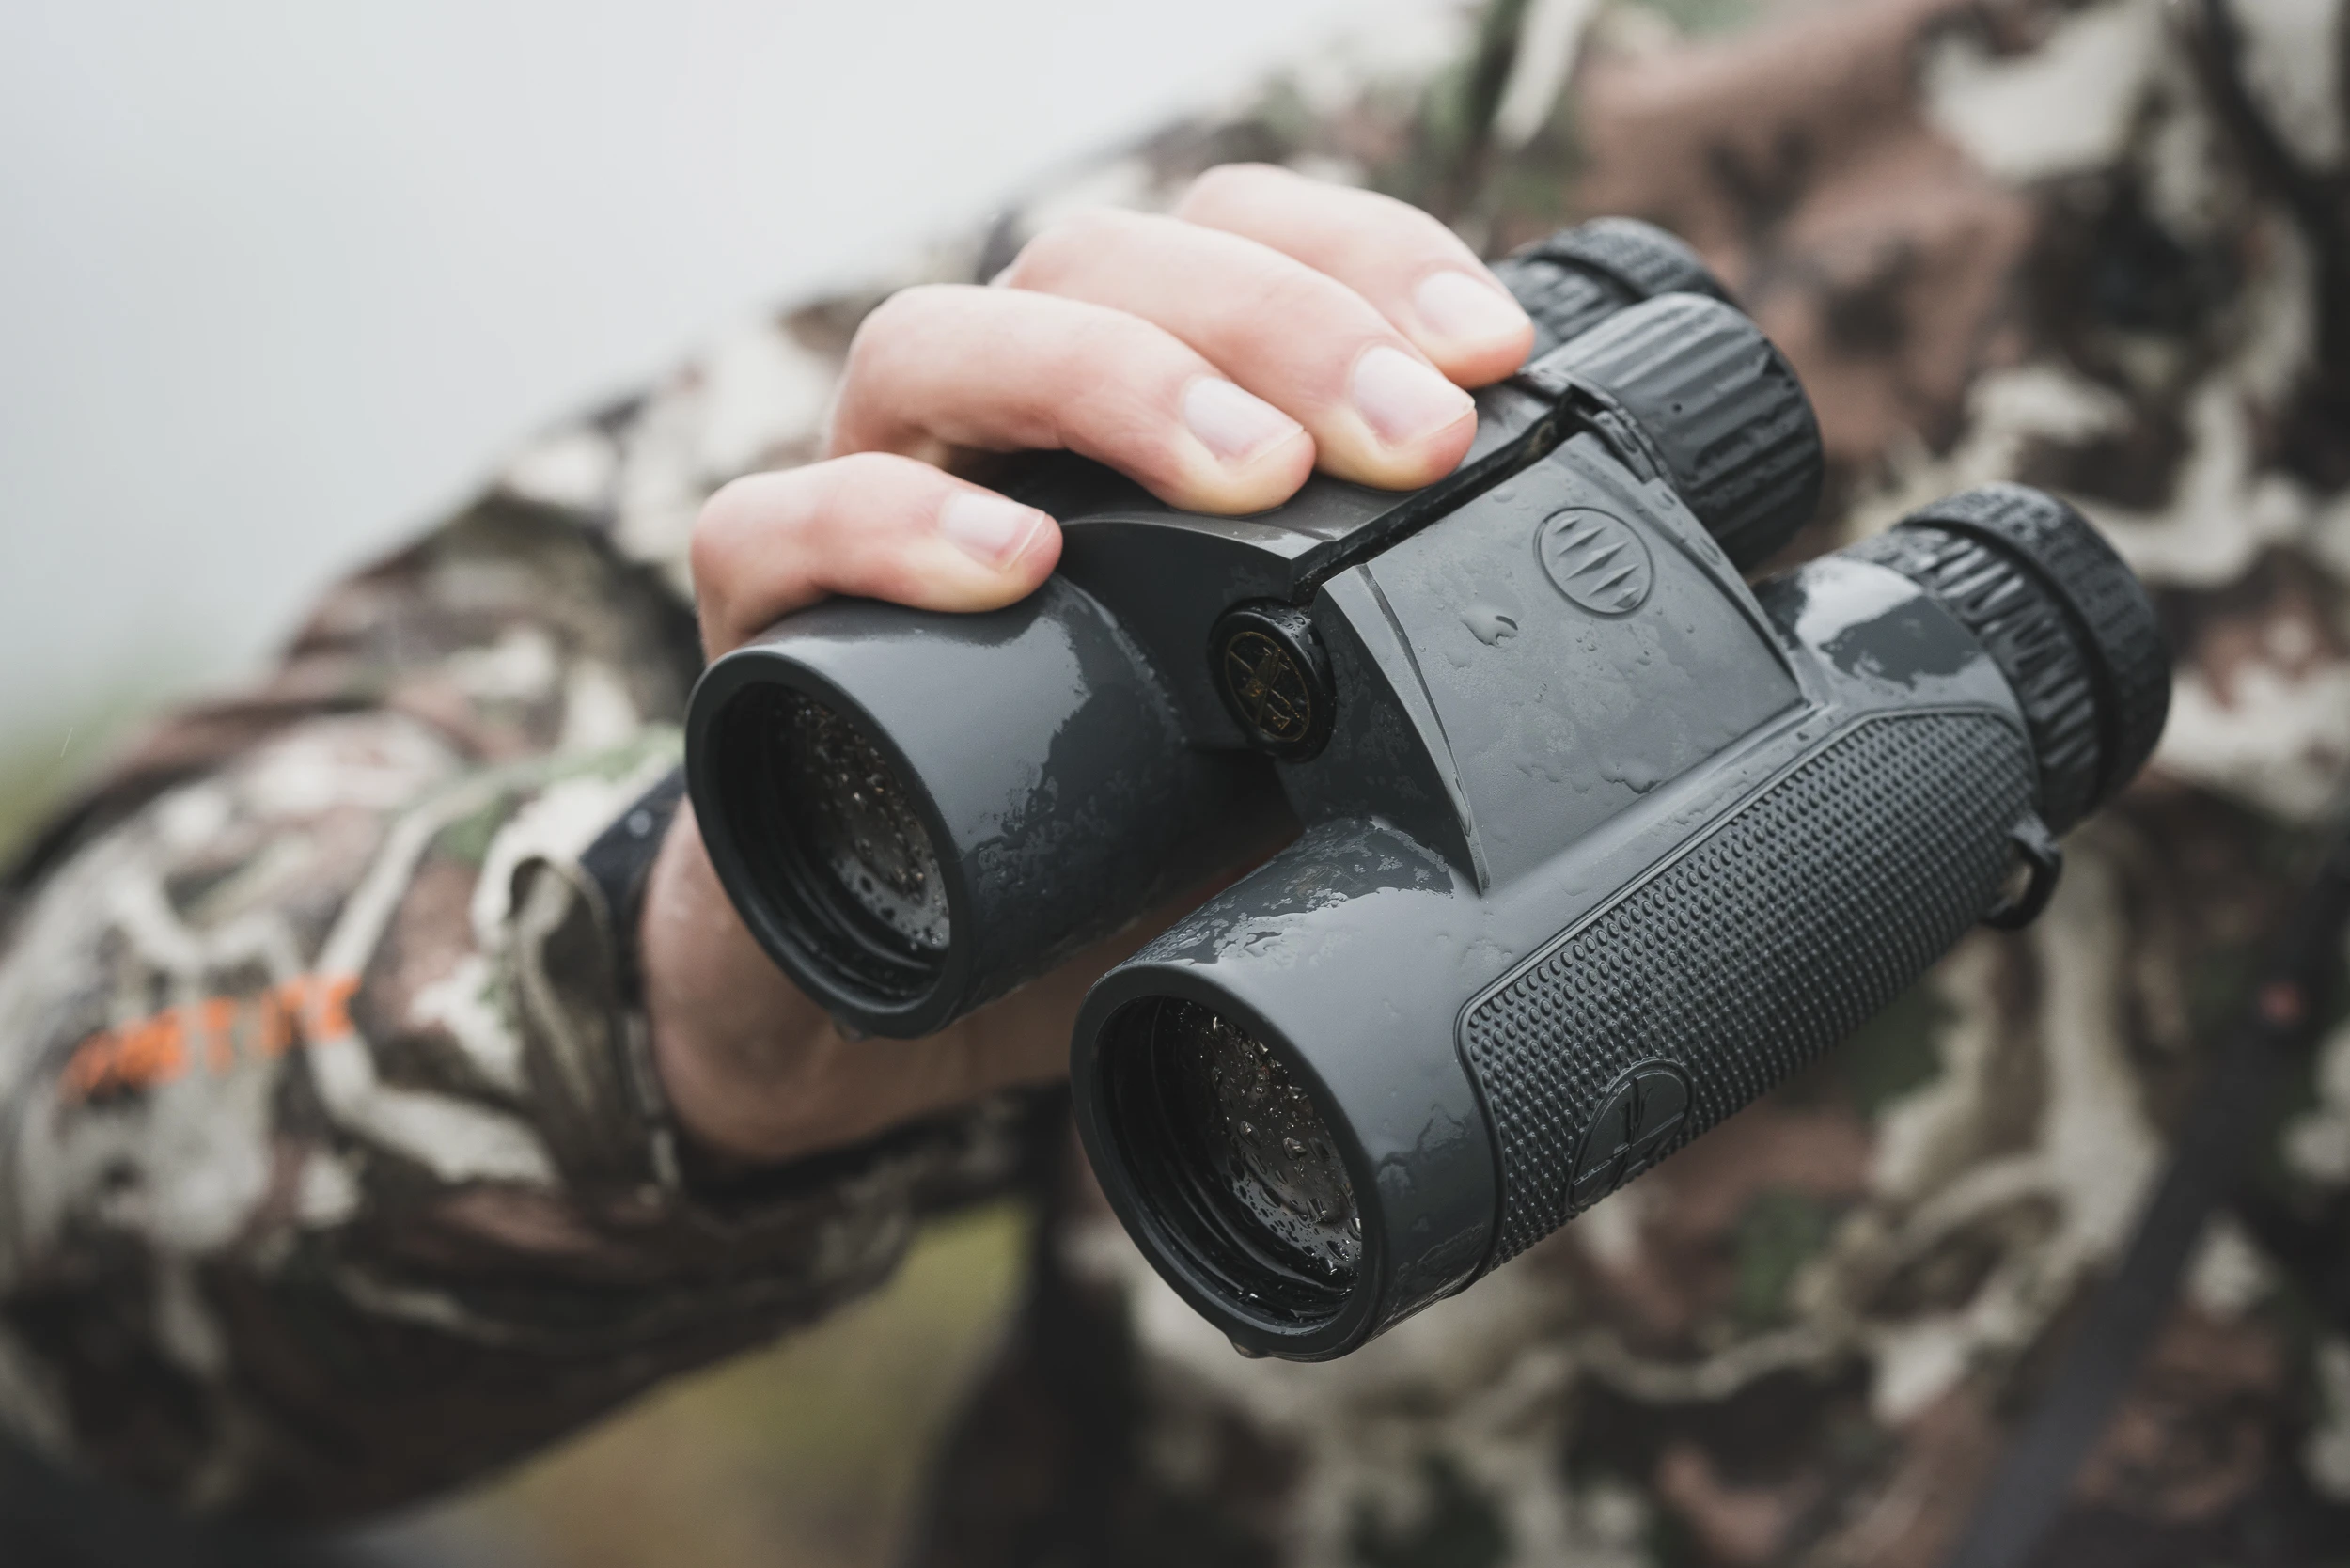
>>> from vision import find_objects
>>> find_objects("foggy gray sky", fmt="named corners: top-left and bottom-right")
top-left (0, 0), bottom-right (1402, 750)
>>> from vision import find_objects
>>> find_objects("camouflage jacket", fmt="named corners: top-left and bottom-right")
top-left (4, 0), bottom-right (2350, 1561)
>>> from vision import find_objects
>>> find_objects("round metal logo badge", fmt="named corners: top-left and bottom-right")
top-left (1209, 601), bottom-right (1336, 760)
top-left (1223, 629), bottom-right (1314, 744)
top-left (1538, 508), bottom-right (1654, 617)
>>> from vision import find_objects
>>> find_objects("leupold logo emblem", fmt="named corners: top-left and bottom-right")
top-left (1569, 1060), bottom-right (1690, 1210)
top-left (1538, 509), bottom-right (1654, 616)
top-left (1223, 630), bottom-right (1313, 743)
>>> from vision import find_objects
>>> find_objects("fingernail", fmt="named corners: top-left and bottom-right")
top-left (937, 491), bottom-right (1045, 570)
top-left (1352, 344), bottom-right (1475, 448)
top-left (1183, 377), bottom-right (1303, 464)
top-left (1414, 269), bottom-right (1529, 346)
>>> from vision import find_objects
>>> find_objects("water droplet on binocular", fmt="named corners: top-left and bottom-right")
top-left (1463, 604), bottom-right (1519, 646)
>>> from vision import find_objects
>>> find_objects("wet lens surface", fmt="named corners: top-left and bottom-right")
top-left (774, 692), bottom-right (948, 953)
top-left (1159, 1000), bottom-right (1361, 1287)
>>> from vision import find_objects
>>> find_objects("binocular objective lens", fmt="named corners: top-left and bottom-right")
top-left (774, 694), bottom-right (949, 953)
top-left (713, 684), bottom-right (952, 1004)
top-left (1104, 997), bottom-right (1360, 1325)
top-left (1176, 1005), bottom-right (1361, 1279)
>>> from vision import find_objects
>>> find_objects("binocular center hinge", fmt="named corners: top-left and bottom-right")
top-left (1579, 402), bottom-right (1665, 489)
top-left (1209, 602), bottom-right (1338, 761)
top-left (1507, 368), bottom-right (1666, 493)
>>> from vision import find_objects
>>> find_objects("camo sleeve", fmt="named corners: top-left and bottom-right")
top-left (0, 487), bottom-right (1034, 1522)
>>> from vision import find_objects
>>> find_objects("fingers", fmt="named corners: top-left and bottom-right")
top-left (828, 284), bottom-right (1314, 514)
top-left (999, 209), bottom-right (1482, 491)
top-left (692, 452), bottom-right (1060, 657)
top-left (1176, 164), bottom-right (1534, 388)
top-left (709, 166), bottom-right (1526, 663)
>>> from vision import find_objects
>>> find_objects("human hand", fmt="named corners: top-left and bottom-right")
top-left (645, 164), bottom-right (1534, 1166)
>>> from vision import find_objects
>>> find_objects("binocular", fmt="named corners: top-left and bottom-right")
top-left (684, 220), bottom-right (2170, 1359)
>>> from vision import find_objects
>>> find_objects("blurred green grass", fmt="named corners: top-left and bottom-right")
top-left (0, 716), bottom-right (1030, 1568)
top-left (467, 1204), bottom-right (1028, 1568)
top-left (467, 1213), bottom-right (1029, 1568)
top-left (0, 704), bottom-right (149, 867)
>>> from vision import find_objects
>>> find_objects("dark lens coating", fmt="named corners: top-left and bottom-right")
top-left (1102, 996), bottom-right (1359, 1325)
top-left (713, 685), bottom-right (949, 1004)
top-left (773, 693), bottom-right (948, 953)
top-left (1167, 1002), bottom-right (1360, 1281)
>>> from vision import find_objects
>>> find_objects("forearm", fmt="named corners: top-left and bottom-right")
top-left (0, 511), bottom-right (1035, 1522)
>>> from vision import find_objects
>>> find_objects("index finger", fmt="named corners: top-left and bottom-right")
top-left (1175, 165), bottom-right (1535, 388)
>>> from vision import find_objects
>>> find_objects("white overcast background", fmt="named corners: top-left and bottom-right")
top-left (0, 0), bottom-right (1402, 757)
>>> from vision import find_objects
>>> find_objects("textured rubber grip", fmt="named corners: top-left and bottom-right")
top-left (1460, 712), bottom-right (2034, 1266)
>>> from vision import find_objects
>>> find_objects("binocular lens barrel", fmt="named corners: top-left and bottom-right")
top-left (1098, 998), bottom-right (1361, 1322)
top-left (1074, 485), bottom-right (2170, 1359)
top-left (710, 686), bottom-right (950, 1001)
top-left (688, 584), bottom-right (1285, 1036)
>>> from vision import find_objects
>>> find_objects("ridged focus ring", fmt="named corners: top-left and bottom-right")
top-left (1543, 293), bottom-right (1824, 572)
top-left (1851, 484), bottom-right (2170, 832)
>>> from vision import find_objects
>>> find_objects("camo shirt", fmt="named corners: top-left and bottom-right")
top-left (3, 0), bottom-right (2349, 1561)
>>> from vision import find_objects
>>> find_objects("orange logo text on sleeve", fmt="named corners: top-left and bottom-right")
top-left (59, 974), bottom-right (359, 1103)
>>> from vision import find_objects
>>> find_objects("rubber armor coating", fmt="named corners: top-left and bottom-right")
top-left (1461, 712), bottom-right (2032, 1266)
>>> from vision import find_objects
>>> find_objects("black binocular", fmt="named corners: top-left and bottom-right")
top-left (684, 220), bottom-right (2170, 1359)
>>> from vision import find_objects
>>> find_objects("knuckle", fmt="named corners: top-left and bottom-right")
top-left (845, 286), bottom-right (945, 370)
top-left (1002, 209), bottom-right (1128, 290)
top-left (804, 454), bottom-right (901, 545)
top-left (1253, 262), bottom-right (1357, 331)
top-left (1178, 161), bottom-right (1286, 218)
top-left (1350, 190), bottom-right (1478, 267)
top-left (1102, 410), bottom-right (1194, 480)
top-left (691, 475), bottom-right (783, 588)
top-left (1042, 311), bottom-right (1173, 427)
top-left (1049, 304), bottom-right (1128, 373)
top-left (835, 290), bottom-right (965, 448)
top-left (687, 521), bottom-right (741, 624)
top-left (692, 474), bottom-right (763, 558)
top-left (826, 448), bottom-right (910, 494)
top-left (1390, 196), bottom-right (1470, 253)
top-left (870, 282), bottom-right (948, 323)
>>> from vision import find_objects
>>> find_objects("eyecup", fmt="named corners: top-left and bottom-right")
top-left (1519, 217), bottom-right (1733, 305)
top-left (1495, 217), bottom-right (1733, 355)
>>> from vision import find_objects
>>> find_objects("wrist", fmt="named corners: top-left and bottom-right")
top-left (640, 804), bottom-right (847, 1163)
top-left (637, 798), bottom-right (1087, 1168)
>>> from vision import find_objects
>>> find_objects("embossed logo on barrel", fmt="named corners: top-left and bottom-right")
top-left (1569, 1059), bottom-right (1690, 1211)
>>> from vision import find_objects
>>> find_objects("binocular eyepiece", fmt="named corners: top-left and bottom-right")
top-left (686, 219), bottom-right (2170, 1358)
